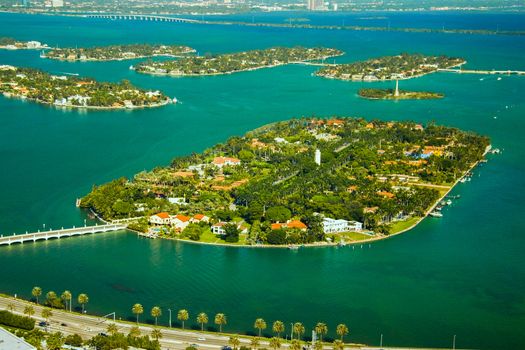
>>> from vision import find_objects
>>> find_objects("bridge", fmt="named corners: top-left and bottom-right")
top-left (84, 14), bottom-right (202, 23)
top-left (438, 68), bottom-right (525, 75)
top-left (0, 223), bottom-right (127, 247)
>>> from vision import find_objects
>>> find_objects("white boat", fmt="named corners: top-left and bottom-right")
top-left (288, 245), bottom-right (299, 250)
top-left (430, 211), bottom-right (443, 218)
top-left (446, 200), bottom-right (452, 205)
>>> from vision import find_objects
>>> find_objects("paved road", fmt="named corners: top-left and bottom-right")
top-left (0, 296), bottom-right (465, 350)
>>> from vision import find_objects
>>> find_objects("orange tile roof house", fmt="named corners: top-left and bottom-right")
top-left (212, 157), bottom-right (241, 168)
top-left (149, 212), bottom-right (171, 225)
top-left (271, 220), bottom-right (308, 231)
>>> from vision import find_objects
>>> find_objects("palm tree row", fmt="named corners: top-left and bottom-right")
top-left (31, 286), bottom-right (88, 313)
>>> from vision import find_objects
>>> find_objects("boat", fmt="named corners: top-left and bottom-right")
top-left (288, 245), bottom-right (299, 250)
top-left (430, 211), bottom-right (443, 218)
top-left (338, 239), bottom-right (347, 247)
top-left (435, 206), bottom-right (442, 211)
top-left (446, 200), bottom-right (452, 205)
top-left (460, 178), bottom-right (467, 183)
top-left (129, 65), bottom-right (135, 70)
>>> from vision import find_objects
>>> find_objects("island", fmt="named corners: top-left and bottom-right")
top-left (80, 117), bottom-right (489, 247)
top-left (41, 43), bottom-right (196, 61)
top-left (358, 88), bottom-right (444, 100)
top-left (133, 47), bottom-right (343, 76)
top-left (0, 65), bottom-right (173, 109)
top-left (0, 37), bottom-right (48, 50)
top-left (316, 53), bottom-right (465, 81)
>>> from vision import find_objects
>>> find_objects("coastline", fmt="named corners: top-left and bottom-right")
top-left (41, 49), bottom-right (196, 62)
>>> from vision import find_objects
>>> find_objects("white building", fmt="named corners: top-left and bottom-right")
top-left (211, 222), bottom-right (227, 235)
top-left (0, 327), bottom-right (37, 350)
top-left (149, 212), bottom-right (171, 225)
top-left (212, 157), bottom-right (241, 168)
top-left (51, 0), bottom-right (64, 7)
top-left (315, 149), bottom-right (321, 165)
top-left (322, 217), bottom-right (363, 234)
top-left (170, 214), bottom-right (191, 231)
top-left (168, 197), bottom-right (187, 206)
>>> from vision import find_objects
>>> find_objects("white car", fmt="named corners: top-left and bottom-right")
top-left (198, 337), bottom-right (206, 341)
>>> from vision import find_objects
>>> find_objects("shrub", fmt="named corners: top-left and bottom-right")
top-left (0, 310), bottom-right (35, 330)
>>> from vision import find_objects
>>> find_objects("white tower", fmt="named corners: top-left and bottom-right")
top-left (315, 149), bottom-right (321, 165)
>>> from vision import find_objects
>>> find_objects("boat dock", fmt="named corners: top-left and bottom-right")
top-left (438, 68), bottom-right (525, 75)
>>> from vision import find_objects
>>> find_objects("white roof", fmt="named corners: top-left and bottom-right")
top-left (0, 327), bottom-right (37, 350)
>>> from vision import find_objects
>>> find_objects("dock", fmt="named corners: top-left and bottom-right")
top-left (438, 68), bottom-right (525, 75)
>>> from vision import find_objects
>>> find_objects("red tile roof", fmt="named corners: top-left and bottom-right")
top-left (155, 212), bottom-right (170, 219)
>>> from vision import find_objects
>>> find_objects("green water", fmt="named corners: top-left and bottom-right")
top-left (0, 12), bottom-right (524, 350)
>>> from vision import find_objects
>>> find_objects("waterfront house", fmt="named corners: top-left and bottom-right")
top-left (271, 220), bottom-right (308, 231)
top-left (211, 222), bottom-right (227, 235)
top-left (170, 214), bottom-right (191, 231)
top-left (149, 212), bottom-right (170, 225)
top-left (191, 214), bottom-right (210, 223)
top-left (212, 156), bottom-right (241, 168)
top-left (322, 217), bottom-right (363, 234)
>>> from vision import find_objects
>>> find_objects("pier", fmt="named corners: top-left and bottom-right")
top-left (0, 223), bottom-right (126, 246)
top-left (84, 14), bottom-right (201, 23)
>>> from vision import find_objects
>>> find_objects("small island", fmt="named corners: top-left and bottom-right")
top-left (316, 53), bottom-right (465, 81)
top-left (0, 37), bottom-right (48, 50)
top-left (358, 88), bottom-right (444, 100)
top-left (0, 65), bottom-right (173, 109)
top-left (81, 117), bottom-right (489, 247)
top-left (133, 47), bottom-right (343, 76)
top-left (41, 43), bottom-right (196, 61)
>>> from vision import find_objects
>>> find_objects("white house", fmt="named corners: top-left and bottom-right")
top-left (322, 217), bottom-right (363, 234)
top-left (211, 222), bottom-right (227, 235)
top-left (168, 197), bottom-right (188, 205)
top-left (149, 212), bottom-right (171, 225)
top-left (170, 214), bottom-right (191, 231)
top-left (212, 157), bottom-right (241, 168)
top-left (191, 214), bottom-right (210, 223)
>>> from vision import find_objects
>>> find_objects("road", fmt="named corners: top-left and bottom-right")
top-left (0, 295), bottom-right (466, 350)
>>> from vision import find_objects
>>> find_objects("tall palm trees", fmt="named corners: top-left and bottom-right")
top-left (332, 339), bottom-right (344, 350)
top-left (46, 291), bottom-right (58, 306)
top-left (151, 306), bottom-right (162, 326)
top-left (229, 335), bottom-right (240, 350)
top-left (32, 286), bottom-right (42, 304)
top-left (129, 326), bottom-right (141, 338)
top-left (272, 320), bottom-right (285, 338)
top-left (41, 308), bottom-right (52, 323)
top-left (23, 306), bottom-right (35, 317)
top-left (254, 318), bottom-right (267, 337)
top-left (250, 337), bottom-right (260, 350)
top-left (293, 322), bottom-right (305, 340)
top-left (336, 324), bottom-right (349, 341)
top-left (7, 303), bottom-right (14, 312)
top-left (61, 290), bottom-right (72, 312)
top-left (315, 322), bottom-right (328, 342)
top-left (290, 339), bottom-right (301, 350)
top-left (215, 313), bottom-right (227, 332)
top-left (132, 303), bottom-right (144, 324)
top-left (178, 309), bottom-right (189, 329)
top-left (151, 328), bottom-right (163, 341)
top-left (77, 293), bottom-right (89, 313)
top-left (197, 312), bottom-right (208, 331)
top-left (269, 337), bottom-right (281, 350)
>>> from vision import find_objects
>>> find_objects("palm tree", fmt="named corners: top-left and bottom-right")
top-left (336, 324), bottom-right (349, 341)
top-left (129, 326), bottom-right (141, 338)
top-left (61, 290), bottom-right (72, 312)
top-left (332, 339), bottom-right (344, 350)
top-left (272, 320), bottom-right (284, 338)
top-left (251, 337), bottom-right (260, 350)
top-left (46, 291), bottom-right (58, 305)
top-left (293, 322), bottom-right (305, 340)
top-left (151, 328), bottom-right (163, 341)
top-left (177, 309), bottom-right (189, 329)
top-left (151, 306), bottom-right (162, 326)
top-left (314, 341), bottom-right (323, 350)
top-left (197, 312), bottom-right (208, 331)
top-left (315, 322), bottom-right (328, 342)
top-left (77, 293), bottom-right (89, 313)
top-left (290, 339), bottom-right (301, 350)
top-left (254, 318), bottom-right (267, 337)
top-left (269, 337), bottom-right (281, 350)
top-left (107, 323), bottom-right (118, 336)
top-left (7, 303), bottom-right (14, 312)
top-left (32, 286), bottom-right (42, 304)
top-left (132, 303), bottom-right (144, 324)
top-left (229, 335), bottom-right (240, 350)
top-left (23, 306), bottom-right (35, 317)
top-left (41, 308), bottom-right (52, 322)
top-left (215, 313), bottom-right (227, 332)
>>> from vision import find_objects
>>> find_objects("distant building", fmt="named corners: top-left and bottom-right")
top-left (315, 149), bottom-right (321, 165)
top-left (212, 156), bottom-right (241, 168)
top-left (307, 0), bottom-right (326, 10)
top-left (0, 327), bottom-right (37, 350)
top-left (51, 0), bottom-right (63, 7)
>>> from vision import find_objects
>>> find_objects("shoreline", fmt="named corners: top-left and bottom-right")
top-left (135, 53), bottom-right (344, 77)
top-left (40, 49), bottom-right (196, 62)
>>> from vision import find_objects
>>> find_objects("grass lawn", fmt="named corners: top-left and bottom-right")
top-left (181, 229), bottom-right (249, 245)
top-left (330, 231), bottom-right (373, 243)
top-left (389, 216), bottom-right (420, 234)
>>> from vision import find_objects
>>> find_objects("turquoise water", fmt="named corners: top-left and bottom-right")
top-left (0, 12), bottom-right (524, 349)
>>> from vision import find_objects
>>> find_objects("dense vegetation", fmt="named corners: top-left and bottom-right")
top-left (316, 53), bottom-right (465, 81)
top-left (134, 47), bottom-right (343, 76)
top-left (358, 88), bottom-right (444, 100)
top-left (81, 117), bottom-right (489, 245)
top-left (0, 65), bottom-right (171, 109)
top-left (0, 36), bottom-right (16, 45)
top-left (0, 310), bottom-right (35, 330)
top-left (43, 43), bottom-right (195, 61)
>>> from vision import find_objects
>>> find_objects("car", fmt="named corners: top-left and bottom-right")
top-left (222, 346), bottom-right (232, 350)
top-left (197, 337), bottom-right (206, 341)
top-left (38, 321), bottom-right (48, 327)
top-left (60, 323), bottom-right (67, 327)
top-left (190, 344), bottom-right (199, 348)
top-left (98, 332), bottom-right (108, 337)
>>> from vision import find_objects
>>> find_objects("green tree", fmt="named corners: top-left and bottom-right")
top-left (336, 324), bottom-right (349, 341)
top-left (41, 308), bottom-right (53, 322)
top-left (132, 303), bottom-right (144, 324)
top-left (46, 332), bottom-right (65, 350)
top-left (266, 206), bottom-right (292, 222)
top-left (151, 328), bottom-right (163, 341)
top-left (223, 223), bottom-right (240, 243)
top-left (151, 306), bottom-right (162, 326)
top-left (32, 286), bottom-right (42, 304)
top-left (215, 313), bottom-right (227, 332)
top-left (7, 303), bottom-right (14, 312)
top-left (64, 334), bottom-right (83, 347)
top-left (293, 322), bottom-right (305, 340)
top-left (107, 323), bottom-right (118, 336)
top-left (129, 325), bottom-right (141, 338)
top-left (254, 318), bottom-right (267, 337)
top-left (178, 309), bottom-right (189, 329)
top-left (290, 339), bottom-right (301, 350)
top-left (269, 337), bottom-right (281, 350)
top-left (77, 293), bottom-right (89, 313)
top-left (23, 306), bottom-right (35, 317)
top-left (315, 322), bottom-right (328, 342)
top-left (229, 335), bottom-right (240, 350)
top-left (197, 312), bottom-right (208, 331)
top-left (251, 337), bottom-right (260, 350)
top-left (61, 290), bottom-right (72, 312)
top-left (332, 339), bottom-right (344, 350)
top-left (272, 320), bottom-right (285, 338)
